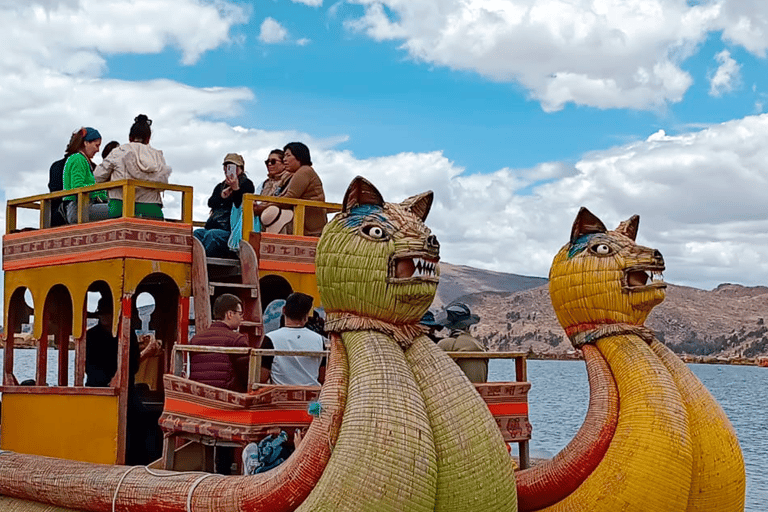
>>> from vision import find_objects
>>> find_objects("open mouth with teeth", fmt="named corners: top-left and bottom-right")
top-left (622, 265), bottom-right (666, 292)
top-left (390, 254), bottom-right (440, 282)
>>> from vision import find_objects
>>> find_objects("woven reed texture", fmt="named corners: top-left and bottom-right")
top-left (296, 329), bottom-right (438, 511)
top-left (548, 231), bottom-right (665, 331)
top-left (650, 340), bottom-right (746, 512)
top-left (0, 336), bottom-right (349, 512)
top-left (0, 497), bottom-right (84, 511)
top-left (538, 335), bottom-right (693, 512)
top-left (405, 335), bottom-right (518, 512)
top-left (316, 198), bottom-right (438, 328)
top-left (516, 344), bottom-right (619, 511)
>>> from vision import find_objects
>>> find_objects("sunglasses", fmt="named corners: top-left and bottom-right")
top-left (264, 159), bottom-right (281, 166)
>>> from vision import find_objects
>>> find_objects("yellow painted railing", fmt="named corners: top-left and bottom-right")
top-left (5, 179), bottom-right (194, 233)
top-left (241, 194), bottom-right (343, 239)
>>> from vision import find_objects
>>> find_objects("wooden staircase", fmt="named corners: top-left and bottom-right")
top-left (191, 238), bottom-right (264, 347)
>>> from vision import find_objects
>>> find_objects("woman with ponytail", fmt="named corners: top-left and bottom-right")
top-left (62, 126), bottom-right (109, 223)
top-left (95, 114), bottom-right (172, 219)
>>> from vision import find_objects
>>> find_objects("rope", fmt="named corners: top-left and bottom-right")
top-left (112, 466), bottom-right (140, 512)
top-left (186, 473), bottom-right (215, 512)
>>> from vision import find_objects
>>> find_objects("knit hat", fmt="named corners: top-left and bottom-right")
top-left (83, 127), bottom-right (101, 142)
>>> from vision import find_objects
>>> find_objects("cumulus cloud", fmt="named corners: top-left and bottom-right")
top-left (2, 0), bottom-right (768, 299)
top-left (343, 0), bottom-right (768, 112)
top-left (709, 50), bottom-right (741, 96)
top-left (258, 17), bottom-right (289, 44)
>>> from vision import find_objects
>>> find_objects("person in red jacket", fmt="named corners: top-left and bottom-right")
top-left (189, 294), bottom-right (249, 392)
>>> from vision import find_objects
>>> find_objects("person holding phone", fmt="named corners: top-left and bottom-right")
top-left (194, 153), bottom-right (255, 258)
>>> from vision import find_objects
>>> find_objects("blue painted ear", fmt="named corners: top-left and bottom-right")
top-left (570, 207), bottom-right (607, 245)
top-left (342, 176), bottom-right (384, 213)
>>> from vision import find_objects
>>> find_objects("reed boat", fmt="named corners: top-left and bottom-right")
top-left (1, 179), bottom-right (533, 511)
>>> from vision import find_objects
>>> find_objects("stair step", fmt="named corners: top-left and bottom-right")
top-left (206, 257), bottom-right (240, 267)
top-left (208, 282), bottom-right (259, 297)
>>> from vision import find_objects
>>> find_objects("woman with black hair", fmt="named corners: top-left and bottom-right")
top-left (95, 114), bottom-right (172, 219)
top-left (255, 141), bottom-right (326, 236)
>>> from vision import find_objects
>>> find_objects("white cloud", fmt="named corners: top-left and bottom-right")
top-left (296, 38), bottom-right (311, 46)
top-left (343, 0), bottom-right (768, 111)
top-left (2, 0), bottom-right (768, 305)
top-left (259, 17), bottom-right (289, 44)
top-left (290, 0), bottom-right (323, 6)
top-left (709, 50), bottom-right (741, 96)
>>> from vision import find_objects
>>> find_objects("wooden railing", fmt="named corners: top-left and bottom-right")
top-left (5, 179), bottom-right (194, 233)
top-left (241, 194), bottom-right (343, 239)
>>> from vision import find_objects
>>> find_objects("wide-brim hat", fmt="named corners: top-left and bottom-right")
top-left (261, 205), bottom-right (294, 234)
top-left (420, 310), bottom-right (442, 327)
top-left (437, 303), bottom-right (480, 330)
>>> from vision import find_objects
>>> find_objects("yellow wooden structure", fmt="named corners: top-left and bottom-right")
top-left (3, 180), bottom-right (194, 464)
top-left (2, 181), bottom-right (343, 465)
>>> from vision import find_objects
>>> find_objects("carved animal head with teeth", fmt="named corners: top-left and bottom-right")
top-left (549, 207), bottom-right (666, 330)
top-left (316, 176), bottom-right (440, 325)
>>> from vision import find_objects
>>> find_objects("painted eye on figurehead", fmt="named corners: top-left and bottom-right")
top-left (360, 224), bottom-right (389, 241)
top-left (590, 243), bottom-right (613, 255)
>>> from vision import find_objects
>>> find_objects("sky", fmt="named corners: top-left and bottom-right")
top-left (1, 0), bottom-right (768, 294)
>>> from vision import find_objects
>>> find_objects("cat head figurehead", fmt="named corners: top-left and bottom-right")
top-left (316, 177), bottom-right (440, 328)
top-left (549, 207), bottom-right (666, 335)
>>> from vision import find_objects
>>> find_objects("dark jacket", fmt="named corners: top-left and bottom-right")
top-left (204, 174), bottom-right (255, 232)
top-left (48, 157), bottom-right (67, 227)
top-left (189, 321), bottom-right (249, 391)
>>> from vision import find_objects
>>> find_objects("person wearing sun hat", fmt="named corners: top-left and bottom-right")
top-left (436, 303), bottom-right (488, 383)
top-left (420, 310), bottom-right (444, 343)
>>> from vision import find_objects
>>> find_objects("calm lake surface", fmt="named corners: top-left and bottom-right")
top-left (4, 350), bottom-right (765, 510)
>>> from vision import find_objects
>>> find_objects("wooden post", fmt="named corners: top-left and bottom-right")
top-left (6, 202), bottom-right (17, 233)
top-left (294, 204), bottom-right (306, 235)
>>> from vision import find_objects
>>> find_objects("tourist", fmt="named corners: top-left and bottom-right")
top-left (258, 149), bottom-right (291, 196)
top-left (193, 153), bottom-right (255, 257)
top-left (437, 303), bottom-right (488, 383)
top-left (261, 292), bottom-right (325, 386)
top-left (420, 310), bottom-right (444, 343)
top-left (62, 127), bottom-right (109, 224)
top-left (85, 297), bottom-right (119, 387)
top-left (94, 114), bottom-right (171, 219)
top-left (254, 142), bottom-right (326, 236)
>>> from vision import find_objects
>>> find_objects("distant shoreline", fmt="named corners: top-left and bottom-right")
top-left (523, 351), bottom-right (767, 367)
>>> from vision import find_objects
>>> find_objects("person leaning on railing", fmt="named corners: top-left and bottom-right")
top-left (94, 114), bottom-right (172, 219)
top-left (253, 142), bottom-right (327, 236)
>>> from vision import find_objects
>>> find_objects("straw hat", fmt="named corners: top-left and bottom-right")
top-left (261, 205), bottom-right (294, 234)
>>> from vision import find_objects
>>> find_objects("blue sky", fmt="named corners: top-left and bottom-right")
top-left (1, 0), bottom-right (768, 291)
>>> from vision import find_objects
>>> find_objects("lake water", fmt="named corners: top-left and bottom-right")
top-left (4, 350), bottom-right (765, 510)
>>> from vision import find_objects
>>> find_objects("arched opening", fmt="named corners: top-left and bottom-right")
top-left (83, 282), bottom-right (115, 388)
top-left (43, 284), bottom-right (74, 386)
top-left (5, 287), bottom-right (35, 386)
top-left (259, 274), bottom-right (293, 314)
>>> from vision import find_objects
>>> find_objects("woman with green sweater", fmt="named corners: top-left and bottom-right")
top-left (62, 127), bottom-right (109, 223)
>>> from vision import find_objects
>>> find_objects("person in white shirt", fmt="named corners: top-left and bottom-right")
top-left (263, 292), bottom-right (325, 386)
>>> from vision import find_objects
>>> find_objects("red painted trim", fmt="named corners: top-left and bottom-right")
top-left (4, 248), bottom-right (191, 270)
top-left (486, 402), bottom-right (529, 416)
top-left (258, 260), bottom-right (316, 273)
top-left (164, 397), bottom-right (313, 425)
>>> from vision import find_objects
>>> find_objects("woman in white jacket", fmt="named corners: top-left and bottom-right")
top-left (94, 114), bottom-right (172, 219)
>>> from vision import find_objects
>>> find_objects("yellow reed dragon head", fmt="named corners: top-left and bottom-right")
top-left (549, 207), bottom-right (666, 333)
top-left (316, 176), bottom-right (440, 325)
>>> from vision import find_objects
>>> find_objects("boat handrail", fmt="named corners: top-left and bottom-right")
top-left (172, 345), bottom-right (528, 390)
top-left (6, 179), bottom-right (194, 232)
top-left (241, 193), bottom-right (343, 239)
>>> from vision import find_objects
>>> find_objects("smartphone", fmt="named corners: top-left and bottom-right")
top-left (225, 163), bottom-right (237, 180)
